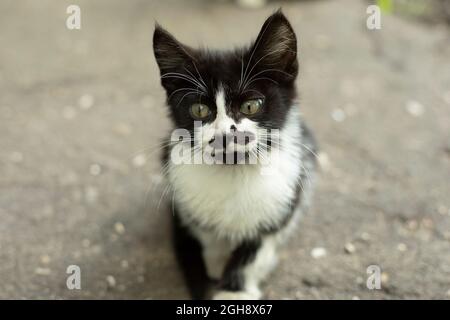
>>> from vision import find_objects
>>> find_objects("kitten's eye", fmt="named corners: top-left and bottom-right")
top-left (190, 103), bottom-right (210, 120)
top-left (240, 99), bottom-right (263, 115)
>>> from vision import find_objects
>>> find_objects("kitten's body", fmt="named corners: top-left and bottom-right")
top-left (166, 111), bottom-right (316, 299)
top-left (154, 11), bottom-right (317, 299)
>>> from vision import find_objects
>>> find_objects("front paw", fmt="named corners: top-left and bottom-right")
top-left (212, 290), bottom-right (261, 300)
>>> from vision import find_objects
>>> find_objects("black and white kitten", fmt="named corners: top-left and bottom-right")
top-left (153, 10), bottom-right (317, 300)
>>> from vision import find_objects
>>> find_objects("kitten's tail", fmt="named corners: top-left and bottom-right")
top-left (172, 213), bottom-right (211, 300)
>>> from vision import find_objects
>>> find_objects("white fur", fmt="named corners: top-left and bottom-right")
top-left (213, 290), bottom-right (260, 300)
top-left (200, 84), bottom-right (234, 146)
top-left (211, 236), bottom-right (278, 300)
top-left (194, 228), bottom-right (234, 280)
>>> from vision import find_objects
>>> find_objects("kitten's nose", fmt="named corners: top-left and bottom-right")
top-left (229, 131), bottom-right (255, 145)
top-left (208, 131), bottom-right (255, 148)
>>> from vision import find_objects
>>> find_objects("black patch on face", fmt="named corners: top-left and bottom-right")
top-left (153, 10), bottom-right (299, 135)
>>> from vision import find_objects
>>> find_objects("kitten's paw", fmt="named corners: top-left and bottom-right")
top-left (212, 290), bottom-right (261, 300)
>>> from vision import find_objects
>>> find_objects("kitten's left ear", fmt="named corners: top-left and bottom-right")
top-left (153, 24), bottom-right (198, 93)
top-left (153, 23), bottom-right (194, 74)
top-left (249, 10), bottom-right (298, 79)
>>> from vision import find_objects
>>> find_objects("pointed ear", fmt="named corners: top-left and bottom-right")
top-left (248, 10), bottom-right (298, 79)
top-left (153, 24), bottom-right (194, 74)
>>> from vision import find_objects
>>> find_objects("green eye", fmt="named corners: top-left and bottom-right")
top-left (240, 99), bottom-right (263, 115)
top-left (190, 103), bottom-right (210, 119)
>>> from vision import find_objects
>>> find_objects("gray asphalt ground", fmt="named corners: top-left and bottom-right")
top-left (0, 0), bottom-right (449, 299)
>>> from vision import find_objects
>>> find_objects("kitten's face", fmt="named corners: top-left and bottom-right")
top-left (153, 11), bottom-right (298, 161)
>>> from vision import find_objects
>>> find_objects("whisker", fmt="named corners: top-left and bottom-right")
top-left (144, 162), bottom-right (171, 210)
top-left (243, 68), bottom-right (292, 89)
top-left (161, 72), bottom-right (207, 93)
top-left (239, 52), bottom-right (244, 90)
top-left (299, 143), bottom-right (320, 160)
top-left (176, 91), bottom-right (203, 108)
top-left (191, 61), bottom-right (208, 89)
top-left (156, 185), bottom-right (172, 213)
top-left (168, 87), bottom-right (201, 100)
top-left (183, 67), bottom-right (207, 91)
top-left (241, 14), bottom-right (276, 91)
top-left (243, 77), bottom-right (278, 88)
top-left (129, 140), bottom-right (178, 160)
top-left (241, 52), bottom-right (291, 90)
top-left (299, 163), bottom-right (313, 189)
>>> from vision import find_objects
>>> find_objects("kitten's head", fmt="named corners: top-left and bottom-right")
top-left (153, 10), bottom-right (298, 162)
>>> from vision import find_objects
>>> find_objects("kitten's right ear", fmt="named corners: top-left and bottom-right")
top-left (153, 24), bottom-right (193, 74)
top-left (248, 10), bottom-right (298, 80)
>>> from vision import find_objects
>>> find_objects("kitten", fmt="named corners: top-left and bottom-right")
top-left (153, 10), bottom-right (317, 300)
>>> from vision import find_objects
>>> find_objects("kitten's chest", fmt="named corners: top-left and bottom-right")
top-left (169, 159), bottom-right (300, 239)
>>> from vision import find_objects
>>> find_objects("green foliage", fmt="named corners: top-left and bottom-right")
top-left (377, 0), bottom-right (393, 13)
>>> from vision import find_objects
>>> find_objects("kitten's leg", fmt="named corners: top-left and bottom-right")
top-left (194, 228), bottom-right (233, 280)
top-left (213, 236), bottom-right (278, 300)
top-left (172, 214), bottom-right (210, 299)
top-left (203, 243), bottom-right (232, 280)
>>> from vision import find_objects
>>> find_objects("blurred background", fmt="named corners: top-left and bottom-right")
top-left (0, 0), bottom-right (449, 299)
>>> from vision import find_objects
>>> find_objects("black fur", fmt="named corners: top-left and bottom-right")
top-left (172, 211), bottom-right (211, 299)
top-left (219, 239), bottom-right (262, 292)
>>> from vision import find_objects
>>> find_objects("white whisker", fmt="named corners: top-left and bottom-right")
top-left (244, 77), bottom-right (278, 88)
top-left (241, 14), bottom-right (276, 91)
